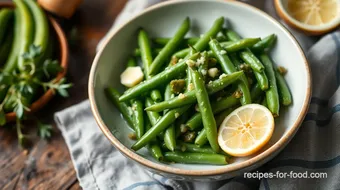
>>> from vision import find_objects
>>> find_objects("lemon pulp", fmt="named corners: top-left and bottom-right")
top-left (287, 0), bottom-right (338, 26)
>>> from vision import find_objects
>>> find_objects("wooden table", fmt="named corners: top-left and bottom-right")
top-left (0, 0), bottom-right (127, 189)
top-left (2, 0), bottom-right (336, 189)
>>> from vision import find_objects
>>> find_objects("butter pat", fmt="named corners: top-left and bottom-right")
top-left (120, 66), bottom-right (144, 88)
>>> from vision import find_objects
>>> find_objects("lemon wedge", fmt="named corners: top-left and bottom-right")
top-left (275, 0), bottom-right (340, 35)
top-left (218, 104), bottom-right (274, 157)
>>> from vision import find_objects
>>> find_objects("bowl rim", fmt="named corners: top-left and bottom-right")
top-left (89, 0), bottom-right (311, 176)
top-left (1, 2), bottom-right (69, 122)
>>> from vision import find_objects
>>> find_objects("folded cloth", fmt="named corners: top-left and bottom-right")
top-left (55, 0), bottom-right (340, 189)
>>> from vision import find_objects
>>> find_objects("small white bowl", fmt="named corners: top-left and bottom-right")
top-left (89, 0), bottom-right (311, 181)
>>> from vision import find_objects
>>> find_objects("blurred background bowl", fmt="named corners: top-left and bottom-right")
top-left (1, 2), bottom-right (69, 122)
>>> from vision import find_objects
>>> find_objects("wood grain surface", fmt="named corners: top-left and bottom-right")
top-left (0, 0), bottom-right (127, 189)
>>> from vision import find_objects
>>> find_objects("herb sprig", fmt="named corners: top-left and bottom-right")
top-left (0, 45), bottom-right (72, 146)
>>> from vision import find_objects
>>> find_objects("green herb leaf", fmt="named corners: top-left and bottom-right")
top-left (18, 134), bottom-right (26, 147)
top-left (57, 88), bottom-right (69, 97)
top-left (38, 122), bottom-right (53, 140)
top-left (14, 103), bottom-right (24, 119)
top-left (22, 52), bottom-right (31, 60)
top-left (29, 44), bottom-right (42, 59)
top-left (43, 59), bottom-right (62, 78)
top-left (39, 77), bottom-right (72, 97)
top-left (0, 73), bottom-right (14, 86)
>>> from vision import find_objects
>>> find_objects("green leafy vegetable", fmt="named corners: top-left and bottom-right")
top-left (38, 122), bottom-right (53, 140)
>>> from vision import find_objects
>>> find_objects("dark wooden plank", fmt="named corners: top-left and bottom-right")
top-left (0, 0), bottom-right (127, 189)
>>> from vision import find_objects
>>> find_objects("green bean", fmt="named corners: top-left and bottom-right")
top-left (134, 48), bottom-right (162, 57)
top-left (250, 34), bottom-right (277, 53)
top-left (209, 39), bottom-right (251, 105)
top-left (145, 121), bottom-right (164, 161)
top-left (145, 71), bottom-right (243, 112)
top-left (211, 95), bottom-right (239, 114)
top-left (150, 90), bottom-right (163, 102)
top-left (176, 141), bottom-right (217, 154)
top-left (229, 53), bottom-right (242, 69)
top-left (175, 111), bottom-right (189, 137)
top-left (105, 88), bottom-right (134, 129)
top-left (225, 30), bottom-right (268, 90)
top-left (149, 18), bottom-right (190, 75)
top-left (138, 29), bottom-right (153, 75)
top-left (154, 37), bottom-right (199, 46)
top-left (239, 50), bottom-right (264, 73)
top-left (14, 0), bottom-right (33, 71)
top-left (184, 46), bottom-right (198, 92)
top-left (23, 0), bottom-right (49, 64)
top-left (145, 98), bottom-right (161, 126)
top-left (132, 105), bottom-right (191, 151)
top-left (186, 113), bottom-right (203, 131)
top-left (194, 108), bottom-right (233, 146)
top-left (138, 29), bottom-right (163, 102)
top-left (250, 83), bottom-right (263, 101)
top-left (164, 84), bottom-right (173, 105)
top-left (275, 69), bottom-right (292, 106)
top-left (149, 142), bottom-right (164, 161)
top-left (259, 54), bottom-right (279, 116)
top-left (189, 67), bottom-right (219, 152)
top-left (174, 38), bottom-right (260, 59)
top-left (131, 100), bottom-right (144, 139)
top-left (198, 51), bottom-right (209, 81)
top-left (222, 38), bottom-right (260, 52)
top-left (225, 29), bottom-right (241, 42)
top-left (215, 108), bottom-right (233, 126)
top-left (253, 71), bottom-right (269, 90)
top-left (164, 84), bottom-right (176, 151)
top-left (119, 53), bottom-right (200, 102)
top-left (225, 30), bottom-right (264, 68)
top-left (125, 58), bottom-right (144, 138)
top-left (154, 36), bottom-right (227, 47)
top-left (164, 152), bottom-right (228, 165)
top-left (127, 57), bottom-right (137, 67)
top-left (231, 53), bottom-right (268, 91)
top-left (12, 0), bottom-right (50, 107)
top-left (3, 9), bottom-right (22, 73)
top-left (187, 95), bottom-right (238, 131)
top-left (164, 125), bottom-right (176, 151)
top-left (195, 128), bottom-right (208, 146)
top-left (0, 9), bottom-right (13, 46)
top-left (174, 17), bottom-right (224, 58)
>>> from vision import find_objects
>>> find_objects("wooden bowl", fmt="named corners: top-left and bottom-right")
top-left (0, 2), bottom-right (68, 122)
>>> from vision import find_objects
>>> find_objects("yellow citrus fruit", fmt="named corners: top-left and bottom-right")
top-left (275, 0), bottom-right (340, 35)
top-left (218, 104), bottom-right (274, 157)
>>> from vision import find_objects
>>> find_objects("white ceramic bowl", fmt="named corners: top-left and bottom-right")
top-left (89, 0), bottom-right (311, 181)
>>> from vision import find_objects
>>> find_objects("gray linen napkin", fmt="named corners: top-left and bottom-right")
top-left (55, 0), bottom-right (340, 189)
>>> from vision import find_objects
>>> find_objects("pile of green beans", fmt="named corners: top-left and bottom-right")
top-left (106, 17), bottom-right (293, 165)
top-left (0, 0), bottom-right (70, 126)
top-left (0, 0), bottom-right (50, 106)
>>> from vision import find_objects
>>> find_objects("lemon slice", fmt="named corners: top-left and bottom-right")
top-left (275, 0), bottom-right (340, 35)
top-left (218, 104), bottom-right (274, 157)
